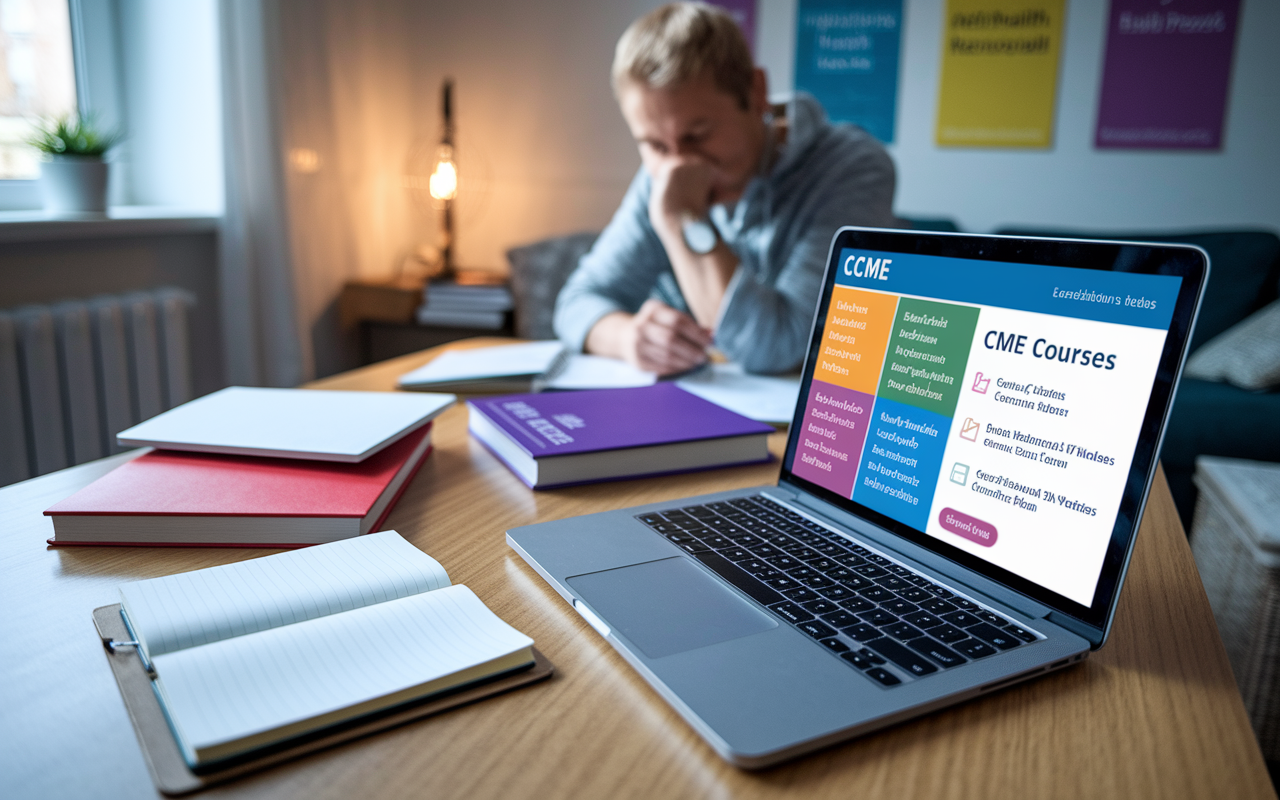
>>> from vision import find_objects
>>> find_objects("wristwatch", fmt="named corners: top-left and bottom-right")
top-left (681, 214), bottom-right (719, 255)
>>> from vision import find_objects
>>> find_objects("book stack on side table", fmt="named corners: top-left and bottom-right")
top-left (417, 272), bottom-right (514, 330)
top-left (45, 386), bottom-right (455, 546)
top-left (368, 273), bottom-right (515, 363)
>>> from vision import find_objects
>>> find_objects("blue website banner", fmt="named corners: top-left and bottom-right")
top-left (834, 249), bottom-right (1182, 330)
top-left (794, 0), bottom-right (902, 143)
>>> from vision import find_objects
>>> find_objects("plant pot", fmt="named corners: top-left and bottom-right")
top-left (39, 156), bottom-right (109, 217)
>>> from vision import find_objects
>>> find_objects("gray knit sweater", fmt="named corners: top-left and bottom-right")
top-left (553, 93), bottom-right (898, 374)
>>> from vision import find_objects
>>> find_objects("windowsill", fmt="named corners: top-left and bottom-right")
top-left (0, 205), bottom-right (220, 243)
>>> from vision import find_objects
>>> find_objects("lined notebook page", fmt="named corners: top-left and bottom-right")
top-left (119, 531), bottom-right (450, 657)
top-left (150, 584), bottom-right (533, 762)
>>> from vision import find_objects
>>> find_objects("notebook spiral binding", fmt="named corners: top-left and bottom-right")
top-left (104, 608), bottom-right (157, 676)
top-left (102, 636), bottom-right (157, 677)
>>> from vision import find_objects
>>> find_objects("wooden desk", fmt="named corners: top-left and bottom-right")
top-left (3, 340), bottom-right (1274, 799)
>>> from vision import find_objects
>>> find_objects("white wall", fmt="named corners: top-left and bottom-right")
top-left (116, 0), bottom-right (223, 212)
top-left (284, 0), bottom-right (658, 278)
top-left (758, 0), bottom-right (1280, 234)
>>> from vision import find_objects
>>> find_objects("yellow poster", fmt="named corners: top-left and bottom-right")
top-left (936, 0), bottom-right (1065, 148)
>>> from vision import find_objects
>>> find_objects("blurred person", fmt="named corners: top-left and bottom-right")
top-left (554, 1), bottom-right (898, 375)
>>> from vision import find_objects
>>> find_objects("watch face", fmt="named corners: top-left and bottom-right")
top-left (682, 218), bottom-right (718, 255)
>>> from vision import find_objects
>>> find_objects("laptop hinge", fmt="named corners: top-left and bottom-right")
top-left (1045, 611), bottom-right (1104, 649)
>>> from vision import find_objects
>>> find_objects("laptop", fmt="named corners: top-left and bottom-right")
top-left (506, 227), bottom-right (1208, 767)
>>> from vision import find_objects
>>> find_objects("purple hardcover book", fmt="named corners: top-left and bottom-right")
top-left (467, 383), bottom-right (774, 488)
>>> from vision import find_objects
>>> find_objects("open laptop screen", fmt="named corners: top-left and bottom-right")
top-left (780, 229), bottom-right (1205, 631)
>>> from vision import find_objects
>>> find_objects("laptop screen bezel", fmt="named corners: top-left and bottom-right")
top-left (778, 227), bottom-right (1207, 634)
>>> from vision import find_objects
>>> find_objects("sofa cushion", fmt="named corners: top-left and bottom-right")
top-left (1160, 377), bottom-right (1280, 526)
top-left (1162, 378), bottom-right (1280, 470)
top-left (505, 232), bottom-right (600, 340)
top-left (1185, 300), bottom-right (1280, 390)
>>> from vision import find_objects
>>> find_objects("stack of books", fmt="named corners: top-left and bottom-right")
top-left (45, 387), bottom-right (455, 546)
top-left (417, 274), bottom-right (514, 330)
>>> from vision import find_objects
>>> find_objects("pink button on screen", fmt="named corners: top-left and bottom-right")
top-left (939, 508), bottom-right (998, 547)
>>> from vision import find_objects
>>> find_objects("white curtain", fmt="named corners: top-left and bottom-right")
top-left (217, 0), bottom-right (424, 383)
top-left (274, 0), bottom-right (420, 379)
top-left (218, 0), bottom-right (309, 386)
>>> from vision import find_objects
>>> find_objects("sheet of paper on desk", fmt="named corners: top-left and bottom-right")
top-left (399, 341), bottom-right (566, 386)
top-left (675, 363), bottom-right (801, 424)
top-left (539, 354), bottom-right (656, 390)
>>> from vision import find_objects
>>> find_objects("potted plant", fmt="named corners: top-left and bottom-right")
top-left (28, 116), bottom-right (120, 217)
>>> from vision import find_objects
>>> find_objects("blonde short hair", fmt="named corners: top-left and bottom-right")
top-left (612, 2), bottom-right (755, 109)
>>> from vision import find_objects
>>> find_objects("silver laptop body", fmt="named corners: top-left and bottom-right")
top-left (507, 228), bottom-right (1208, 767)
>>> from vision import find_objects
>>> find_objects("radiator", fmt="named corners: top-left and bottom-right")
top-left (0, 288), bottom-right (195, 486)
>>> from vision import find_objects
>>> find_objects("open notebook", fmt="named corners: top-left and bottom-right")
top-left (111, 532), bottom-right (536, 769)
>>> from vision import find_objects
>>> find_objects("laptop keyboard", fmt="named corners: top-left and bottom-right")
top-left (636, 495), bottom-right (1041, 687)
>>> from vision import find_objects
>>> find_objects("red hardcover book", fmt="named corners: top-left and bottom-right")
top-left (45, 424), bottom-right (433, 547)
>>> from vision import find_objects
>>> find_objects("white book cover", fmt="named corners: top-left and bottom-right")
top-left (117, 386), bottom-right (456, 462)
top-left (398, 341), bottom-right (566, 387)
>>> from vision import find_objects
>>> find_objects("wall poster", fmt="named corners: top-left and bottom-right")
top-left (1095, 0), bottom-right (1240, 150)
top-left (935, 0), bottom-right (1066, 148)
top-left (794, 0), bottom-right (903, 143)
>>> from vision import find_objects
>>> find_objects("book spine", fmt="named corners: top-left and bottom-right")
top-left (468, 435), bottom-right (537, 490)
top-left (48, 538), bottom-right (316, 549)
top-left (528, 454), bottom-right (773, 490)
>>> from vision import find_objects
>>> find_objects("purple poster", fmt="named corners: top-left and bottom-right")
top-left (1095, 0), bottom-right (1240, 150)
top-left (708, 0), bottom-right (756, 56)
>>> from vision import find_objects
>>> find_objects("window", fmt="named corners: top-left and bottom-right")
top-left (0, 0), bottom-right (77, 180)
top-left (0, 0), bottom-right (221, 213)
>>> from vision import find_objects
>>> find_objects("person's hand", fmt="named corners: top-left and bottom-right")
top-left (647, 155), bottom-right (715, 241)
top-left (586, 300), bottom-right (712, 376)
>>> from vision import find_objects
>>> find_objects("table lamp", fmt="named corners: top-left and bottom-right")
top-left (429, 78), bottom-right (458, 277)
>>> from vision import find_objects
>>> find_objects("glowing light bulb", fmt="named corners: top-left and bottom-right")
top-left (288, 148), bottom-right (321, 173)
top-left (429, 145), bottom-right (457, 201)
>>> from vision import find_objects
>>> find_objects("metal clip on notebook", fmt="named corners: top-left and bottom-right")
top-left (101, 635), bottom-right (156, 677)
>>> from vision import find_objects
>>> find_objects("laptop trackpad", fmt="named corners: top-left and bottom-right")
top-left (567, 557), bottom-right (777, 659)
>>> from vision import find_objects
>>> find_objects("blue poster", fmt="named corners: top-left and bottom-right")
top-left (794, 0), bottom-right (903, 143)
